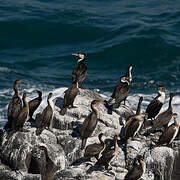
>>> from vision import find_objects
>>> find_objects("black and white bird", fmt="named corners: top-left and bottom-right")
top-left (145, 86), bottom-right (166, 121)
top-left (157, 113), bottom-right (179, 146)
top-left (95, 135), bottom-right (119, 170)
top-left (124, 155), bottom-right (146, 180)
top-left (72, 53), bottom-right (87, 88)
top-left (124, 97), bottom-right (143, 140)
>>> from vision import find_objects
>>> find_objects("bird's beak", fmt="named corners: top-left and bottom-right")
top-left (72, 53), bottom-right (79, 57)
top-left (96, 101), bottom-right (101, 105)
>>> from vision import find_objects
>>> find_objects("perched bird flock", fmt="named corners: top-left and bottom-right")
top-left (4, 53), bottom-right (179, 180)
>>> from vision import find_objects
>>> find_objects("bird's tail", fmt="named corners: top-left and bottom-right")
top-left (81, 138), bottom-right (87, 150)
top-left (60, 107), bottom-right (67, 116)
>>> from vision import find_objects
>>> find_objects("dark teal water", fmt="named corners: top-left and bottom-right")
top-left (0, 0), bottom-right (180, 126)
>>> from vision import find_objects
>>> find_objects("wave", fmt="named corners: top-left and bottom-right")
top-left (0, 86), bottom-right (180, 128)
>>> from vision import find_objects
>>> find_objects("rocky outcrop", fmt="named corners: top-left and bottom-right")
top-left (0, 88), bottom-right (179, 180)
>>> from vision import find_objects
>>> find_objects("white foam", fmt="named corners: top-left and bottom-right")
top-left (0, 86), bottom-right (180, 127)
top-left (0, 67), bottom-right (11, 72)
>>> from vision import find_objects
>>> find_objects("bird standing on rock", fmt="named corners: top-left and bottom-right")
top-left (81, 100), bottom-right (102, 149)
top-left (108, 64), bottom-right (132, 107)
top-left (84, 133), bottom-right (106, 161)
top-left (157, 113), bottom-right (179, 146)
top-left (145, 86), bottom-right (166, 122)
top-left (124, 155), bottom-right (146, 180)
top-left (12, 93), bottom-right (29, 131)
top-left (36, 93), bottom-right (54, 135)
top-left (28, 90), bottom-right (42, 122)
top-left (153, 93), bottom-right (174, 129)
top-left (5, 80), bottom-right (23, 130)
top-left (60, 81), bottom-right (79, 116)
top-left (124, 97), bottom-right (143, 140)
top-left (95, 135), bottom-right (119, 170)
top-left (72, 53), bottom-right (87, 88)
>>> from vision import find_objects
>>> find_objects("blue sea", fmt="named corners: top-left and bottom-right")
top-left (0, 0), bottom-right (180, 127)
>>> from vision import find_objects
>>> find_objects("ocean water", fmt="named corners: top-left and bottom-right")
top-left (0, 0), bottom-right (180, 127)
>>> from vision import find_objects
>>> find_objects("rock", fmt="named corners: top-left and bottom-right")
top-left (0, 88), bottom-right (180, 180)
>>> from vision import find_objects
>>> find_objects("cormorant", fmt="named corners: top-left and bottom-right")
top-left (81, 100), bottom-right (101, 149)
top-left (60, 81), bottom-right (79, 115)
top-left (12, 93), bottom-right (29, 131)
top-left (72, 53), bottom-right (87, 88)
top-left (95, 135), bottom-right (119, 170)
top-left (28, 90), bottom-right (42, 122)
top-left (84, 133), bottom-right (105, 161)
top-left (5, 80), bottom-right (23, 130)
top-left (124, 97), bottom-right (143, 140)
top-left (153, 93), bottom-right (173, 129)
top-left (124, 155), bottom-right (146, 180)
top-left (145, 86), bottom-right (166, 121)
top-left (157, 113), bottom-right (179, 146)
top-left (108, 64), bottom-right (132, 107)
top-left (36, 93), bottom-right (54, 135)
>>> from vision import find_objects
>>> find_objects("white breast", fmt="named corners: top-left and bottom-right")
top-left (157, 91), bottom-right (165, 103)
top-left (170, 126), bottom-right (179, 144)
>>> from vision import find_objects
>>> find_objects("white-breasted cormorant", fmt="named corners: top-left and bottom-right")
top-left (145, 86), bottom-right (166, 120)
top-left (124, 97), bottom-right (143, 140)
top-left (108, 64), bottom-right (132, 107)
top-left (124, 155), bottom-right (146, 180)
top-left (84, 133), bottom-right (105, 161)
top-left (72, 53), bottom-right (87, 88)
top-left (157, 113), bottom-right (179, 146)
top-left (152, 93), bottom-right (174, 130)
top-left (95, 135), bottom-right (119, 170)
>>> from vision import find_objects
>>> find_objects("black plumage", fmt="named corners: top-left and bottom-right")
top-left (81, 100), bottom-right (101, 149)
top-left (72, 53), bottom-right (87, 88)
top-left (5, 80), bottom-right (23, 130)
top-left (12, 93), bottom-right (29, 131)
top-left (157, 113), bottom-right (179, 146)
top-left (28, 90), bottom-right (42, 122)
top-left (124, 97), bottom-right (143, 140)
top-left (60, 81), bottom-right (79, 115)
top-left (145, 86), bottom-right (166, 120)
top-left (84, 133), bottom-right (105, 160)
top-left (95, 135), bottom-right (119, 170)
top-left (36, 93), bottom-right (54, 135)
top-left (124, 155), bottom-right (146, 180)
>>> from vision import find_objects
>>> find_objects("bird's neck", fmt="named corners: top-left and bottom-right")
top-left (77, 58), bottom-right (85, 64)
top-left (114, 139), bottom-right (118, 152)
top-left (128, 68), bottom-right (132, 82)
top-left (174, 118), bottom-right (180, 127)
top-left (168, 96), bottom-right (173, 110)
top-left (139, 159), bottom-right (146, 175)
top-left (136, 100), bottom-right (142, 115)
top-left (23, 97), bottom-right (28, 108)
top-left (157, 90), bottom-right (165, 103)
top-left (91, 104), bottom-right (98, 115)
top-left (14, 83), bottom-right (19, 96)
top-left (48, 97), bottom-right (54, 110)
